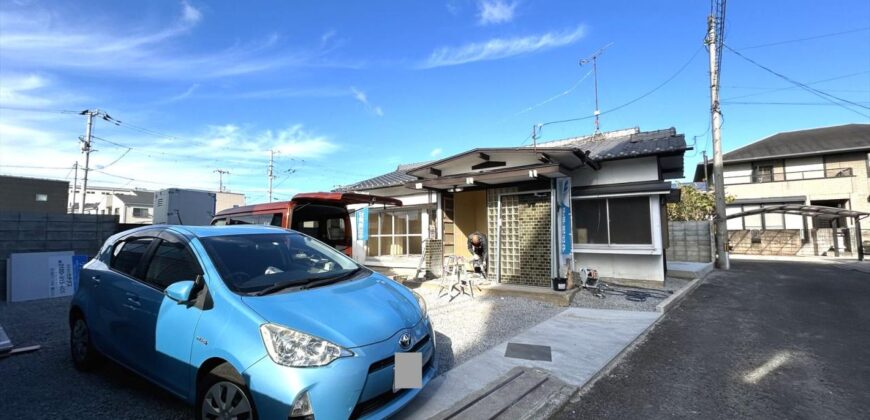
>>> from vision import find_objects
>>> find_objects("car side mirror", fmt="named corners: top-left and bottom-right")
top-left (165, 280), bottom-right (196, 304)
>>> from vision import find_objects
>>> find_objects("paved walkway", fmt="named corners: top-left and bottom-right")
top-left (553, 259), bottom-right (870, 419)
top-left (397, 308), bottom-right (660, 419)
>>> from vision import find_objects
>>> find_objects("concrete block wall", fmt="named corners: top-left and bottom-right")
top-left (729, 229), bottom-right (803, 255)
top-left (0, 211), bottom-right (119, 299)
top-left (666, 221), bottom-right (714, 263)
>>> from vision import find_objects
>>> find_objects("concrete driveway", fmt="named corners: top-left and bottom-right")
top-left (553, 259), bottom-right (870, 419)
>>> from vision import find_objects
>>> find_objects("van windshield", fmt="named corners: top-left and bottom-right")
top-left (199, 232), bottom-right (361, 295)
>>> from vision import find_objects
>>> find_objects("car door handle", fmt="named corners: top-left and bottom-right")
top-left (125, 293), bottom-right (141, 307)
top-left (91, 275), bottom-right (101, 285)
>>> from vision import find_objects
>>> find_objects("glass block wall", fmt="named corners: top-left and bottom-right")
top-left (487, 187), bottom-right (553, 287)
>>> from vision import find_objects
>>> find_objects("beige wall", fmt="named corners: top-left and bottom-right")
top-left (724, 152), bottom-right (870, 227)
top-left (452, 190), bottom-right (487, 259)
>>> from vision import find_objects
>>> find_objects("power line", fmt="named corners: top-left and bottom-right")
top-left (724, 44), bottom-right (870, 118)
top-left (737, 27), bottom-right (870, 50)
top-left (722, 71), bottom-right (870, 101)
top-left (525, 45), bottom-right (704, 140)
top-left (722, 101), bottom-right (870, 106)
top-left (0, 106), bottom-right (78, 114)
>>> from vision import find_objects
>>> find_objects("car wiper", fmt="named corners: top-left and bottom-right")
top-left (301, 268), bottom-right (362, 290)
top-left (253, 278), bottom-right (311, 296)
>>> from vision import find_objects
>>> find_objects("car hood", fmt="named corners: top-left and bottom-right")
top-left (240, 273), bottom-right (421, 348)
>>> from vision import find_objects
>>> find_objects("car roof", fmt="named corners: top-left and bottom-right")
top-left (168, 225), bottom-right (291, 238)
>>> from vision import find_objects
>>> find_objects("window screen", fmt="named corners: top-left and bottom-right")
top-left (111, 238), bottom-right (154, 277)
top-left (608, 197), bottom-right (652, 244)
top-left (573, 199), bottom-right (608, 244)
top-left (145, 241), bottom-right (203, 290)
top-left (573, 196), bottom-right (654, 246)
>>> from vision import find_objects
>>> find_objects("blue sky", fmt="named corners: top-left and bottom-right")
top-left (1, 0), bottom-right (868, 202)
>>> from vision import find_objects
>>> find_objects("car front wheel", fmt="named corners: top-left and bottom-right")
top-left (197, 364), bottom-right (256, 420)
top-left (70, 316), bottom-right (102, 371)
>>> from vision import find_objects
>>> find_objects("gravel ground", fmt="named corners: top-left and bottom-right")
top-left (0, 297), bottom-right (190, 419)
top-left (570, 277), bottom-right (690, 312)
top-left (412, 285), bottom-right (565, 374)
top-left (0, 286), bottom-right (564, 418)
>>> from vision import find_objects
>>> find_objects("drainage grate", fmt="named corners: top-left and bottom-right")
top-left (504, 342), bottom-right (552, 362)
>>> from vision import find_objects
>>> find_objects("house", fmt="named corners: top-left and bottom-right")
top-left (69, 185), bottom-right (154, 223)
top-left (0, 175), bottom-right (69, 214)
top-left (693, 123), bottom-right (870, 256)
top-left (337, 127), bottom-right (689, 288)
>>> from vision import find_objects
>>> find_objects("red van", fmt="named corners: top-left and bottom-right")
top-left (210, 192), bottom-right (402, 256)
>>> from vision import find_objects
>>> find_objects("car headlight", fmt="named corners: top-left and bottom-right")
top-left (259, 323), bottom-right (353, 367)
top-left (412, 291), bottom-right (427, 318)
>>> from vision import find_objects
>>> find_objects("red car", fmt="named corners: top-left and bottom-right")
top-left (211, 192), bottom-right (401, 256)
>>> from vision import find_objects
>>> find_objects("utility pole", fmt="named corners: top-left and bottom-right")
top-left (579, 43), bottom-right (612, 133)
top-left (71, 162), bottom-right (79, 213)
top-left (707, 13), bottom-right (729, 270)
top-left (78, 109), bottom-right (101, 214)
top-left (267, 150), bottom-right (277, 203)
top-left (214, 169), bottom-right (230, 192)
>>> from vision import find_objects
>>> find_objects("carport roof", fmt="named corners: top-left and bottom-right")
top-left (725, 204), bottom-right (869, 220)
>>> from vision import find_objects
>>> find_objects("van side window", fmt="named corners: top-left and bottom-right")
top-left (212, 218), bottom-right (227, 226)
top-left (111, 238), bottom-right (154, 278)
top-left (145, 241), bottom-right (203, 290)
top-left (270, 213), bottom-right (283, 227)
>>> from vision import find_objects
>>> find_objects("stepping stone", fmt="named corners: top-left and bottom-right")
top-left (428, 367), bottom-right (575, 420)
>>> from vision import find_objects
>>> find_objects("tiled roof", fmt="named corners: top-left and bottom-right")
top-left (722, 124), bottom-right (870, 162)
top-left (536, 127), bottom-right (687, 161)
top-left (333, 161), bottom-right (432, 192)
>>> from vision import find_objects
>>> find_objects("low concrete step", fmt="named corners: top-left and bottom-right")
top-left (428, 367), bottom-right (575, 420)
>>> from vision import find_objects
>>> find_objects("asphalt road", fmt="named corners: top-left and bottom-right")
top-left (554, 259), bottom-right (870, 420)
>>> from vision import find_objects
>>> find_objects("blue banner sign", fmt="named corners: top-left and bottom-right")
top-left (356, 207), bottom-right (369, 241)
top-left (555, 177), bottom-right (574, 276)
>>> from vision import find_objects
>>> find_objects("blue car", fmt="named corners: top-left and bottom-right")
top-left (69, 225), bottom-right (436, 419)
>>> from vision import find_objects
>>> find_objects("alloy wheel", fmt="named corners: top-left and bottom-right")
top-left (71, 319), bottom-right (89, 363)
top-left (201, 381), bottom-right (253, 420)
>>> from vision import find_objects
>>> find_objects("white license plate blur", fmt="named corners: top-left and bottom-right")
top-left (393, 352), bottom-right (422, 391)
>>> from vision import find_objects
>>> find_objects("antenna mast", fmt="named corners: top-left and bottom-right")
top-left (579, 42), bottom-right (613, 133)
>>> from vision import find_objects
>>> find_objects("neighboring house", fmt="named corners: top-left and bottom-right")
top-left (215, 191), bottom-right (246, 213)
top-left (337, 127), bottom-right (688, 288)
top-left (69, 185), bottom-right (154, 223)
top-left (0, 175), bottom-right (69, 214)
top-left (694, 124), bottom-right (870, 256)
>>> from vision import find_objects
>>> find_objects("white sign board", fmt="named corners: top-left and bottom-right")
top-left (7, 251), bottom-right (75, 302)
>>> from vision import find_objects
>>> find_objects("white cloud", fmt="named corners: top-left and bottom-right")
top-left (430, 148), bottom-right (443, 157)
top-left (181, 0), bottom-right (202, 24)
top-left (0, 117), bottom-right (341, 192)
top-left (350, 87), bottom-right (385, 117)
top-left (0, 2), bottom-right (354, 80)
top-left (420, 25), bottom-right (586, 68)
top-left (166, 83), bottom-right (200, 102)
top-left (478, 0), bottom-right (517, 25)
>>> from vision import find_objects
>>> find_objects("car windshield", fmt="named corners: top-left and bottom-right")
top-left (199, 232), bottom-right (361, 295)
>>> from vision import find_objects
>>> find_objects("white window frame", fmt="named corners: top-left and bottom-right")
top-left (367, 209), bottom-right (424, 257)
top-left (571, 192), bottom-right (663, 255)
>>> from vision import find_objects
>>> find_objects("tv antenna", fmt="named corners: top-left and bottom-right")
top-left (579, 42), bottom-right (613, 133)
